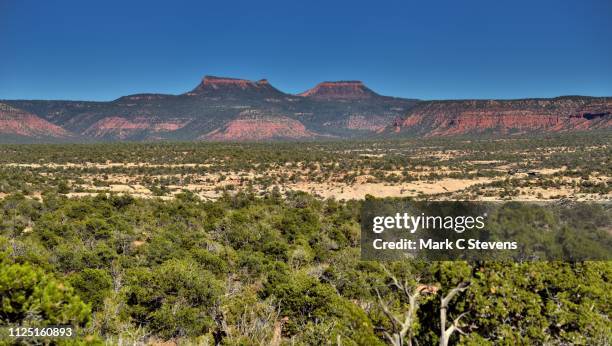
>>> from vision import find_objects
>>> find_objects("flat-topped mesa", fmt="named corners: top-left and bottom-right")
top-left (392, 97), bottom-right (612, 136)
top-left (114, 93), bottom-right (172, 102)
top-left (202, 76), bottom-right (254, 89)
top-left (187, 75), bottom-right (282, 96)
top-left (299, 81), bottom-right (378, 99)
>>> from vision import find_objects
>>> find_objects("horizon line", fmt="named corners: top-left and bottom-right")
top-left (2, 74), bottom-right (611, 102)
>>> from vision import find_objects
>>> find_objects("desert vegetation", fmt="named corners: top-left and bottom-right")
top-left (1, 192), bottom-right (610, 345)
top-left (0, 131), bottom-right (610, 345)
top-left (0, 131), bottom-right (609, 202)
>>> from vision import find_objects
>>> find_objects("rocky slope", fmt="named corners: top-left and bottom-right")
top-left (201, 110), bottom-right (318, 141)
top-left (2, 76), bottom-right (418, 142)
top-left (1, 76), bottom-right (610, 143)
top-left (0, 102), bottom-right (73, 142)
top-left (390, 97), bottom-right (612, 137)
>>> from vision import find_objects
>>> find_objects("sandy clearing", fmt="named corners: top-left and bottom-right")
top-left (289, 178), bottom-right (494, 200)
top-left (466, 160), bottom-right (505, 165)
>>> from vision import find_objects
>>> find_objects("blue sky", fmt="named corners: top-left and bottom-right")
top-left (1, 0), bottom-right (611, 101)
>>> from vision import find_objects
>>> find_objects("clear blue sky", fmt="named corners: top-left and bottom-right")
top-left (1, 0), bottom-right (611, 101)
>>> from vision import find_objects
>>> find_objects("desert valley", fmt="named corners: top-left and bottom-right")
top-left (1, 76), bottom-right (611, 345)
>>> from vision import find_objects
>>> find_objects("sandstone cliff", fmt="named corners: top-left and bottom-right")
top-left (392, 97), bottom-right (612, 136)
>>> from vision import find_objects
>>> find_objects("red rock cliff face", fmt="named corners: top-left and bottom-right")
top-left (0, 103), bottom-right (71, 138)
top-left (299, 81), bottom-right (377, 99)
top-left (394, 98), bottom-right (612, 136)
top-left (323, 114), bottom-right (392, 131)
top-left (201, 110), bottom-right (317, 141)
top-left (83, 116), bottom-right (191, 139)
top-left (187, 76), bottom-right (281, 96)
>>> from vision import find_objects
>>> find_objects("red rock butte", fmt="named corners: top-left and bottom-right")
top-left (194, 76), bottom-right (270, 90)
top-left (299, 81), bottom-right (377, 99)
top-left (1, 74), bottom-right (609, 143)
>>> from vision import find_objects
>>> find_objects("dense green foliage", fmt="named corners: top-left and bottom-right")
top-left (0, 237), bottom-right (94, 344)
top-left (0, 192), bottom-right (610, 344)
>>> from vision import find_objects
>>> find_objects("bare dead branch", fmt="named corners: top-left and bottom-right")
top-left (441, 281), bottom-right (470, 309)
top-left (439, 282), bottom-right (470, 346)
top-left (375, 269), bottom-right (427, 346)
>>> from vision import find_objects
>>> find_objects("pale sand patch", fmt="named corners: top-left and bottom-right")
top-left (417, 150), bottom-right (463, 160)
top-left (289, 178), bottom-right (493, 200)
top-left (131, 240), bottom-right (146, 248)
top-left (359, 153), bottom-right (385, 158)
top-left (108, 184), bottom-right (151, 194)
top-left (466, 160), bottom-right (504, 165)
top-left (534, 167), bottom-right (567, 175)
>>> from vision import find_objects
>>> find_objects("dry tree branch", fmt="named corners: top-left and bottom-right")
top-left (439, 282), bottom-right (470, 346)
top-left (375, 265), bottom-right (428, 346)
